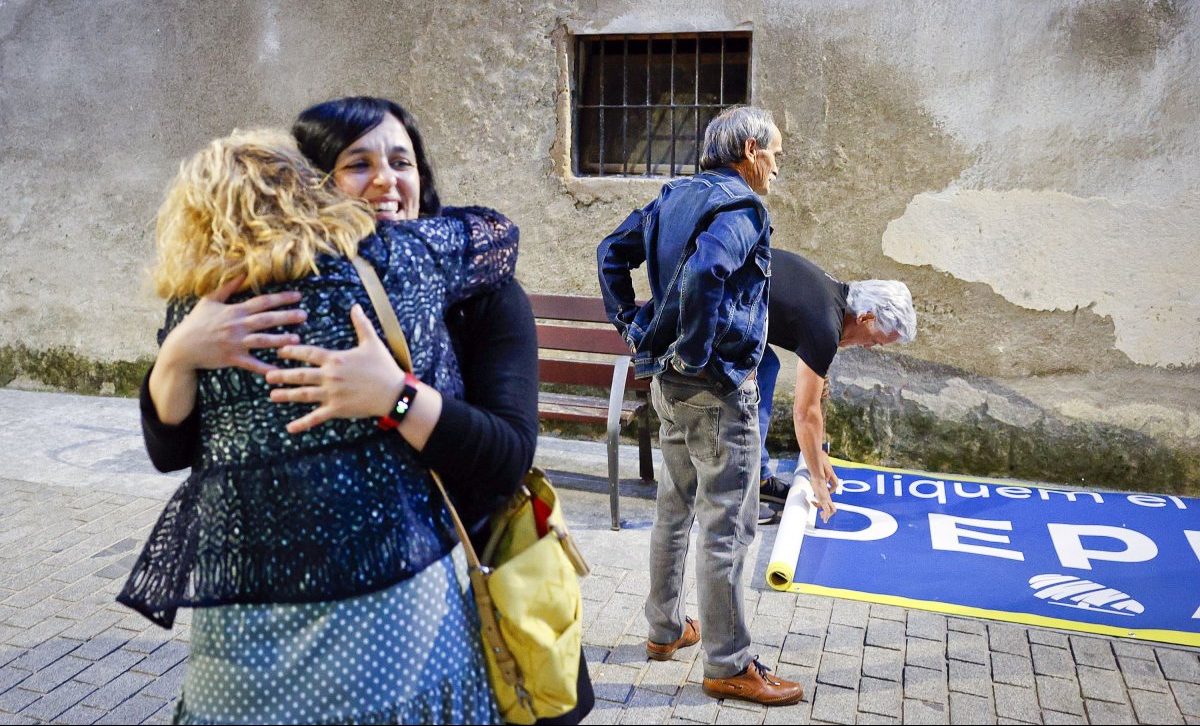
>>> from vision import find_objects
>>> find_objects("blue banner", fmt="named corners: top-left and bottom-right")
top-left (770, 458), bottom-right (1200, 646)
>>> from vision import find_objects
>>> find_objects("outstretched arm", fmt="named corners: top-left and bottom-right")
top-left (793, 357), bottom-right (838, 522)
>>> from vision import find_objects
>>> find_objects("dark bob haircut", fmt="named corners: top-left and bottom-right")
top-left (292, 96), bottom-right (441, 217)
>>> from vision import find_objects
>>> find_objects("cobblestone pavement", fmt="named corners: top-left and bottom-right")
top-left (2, 389), bottom-right (1199, 724)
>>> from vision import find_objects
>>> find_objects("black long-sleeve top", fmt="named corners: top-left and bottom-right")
top-left (139, 279), bottom-right (539, 549)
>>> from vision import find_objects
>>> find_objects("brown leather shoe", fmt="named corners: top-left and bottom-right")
top-left (646, 617), bottom-right (701, 661)
top-left (702, 658), bottom-right (805, 706)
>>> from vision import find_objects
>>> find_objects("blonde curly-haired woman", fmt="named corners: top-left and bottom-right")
top-left (120, 128), bottom-right (517, 724)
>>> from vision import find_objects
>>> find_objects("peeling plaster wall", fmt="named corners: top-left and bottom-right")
top-left (1, 0), bottom-right (1197, 486)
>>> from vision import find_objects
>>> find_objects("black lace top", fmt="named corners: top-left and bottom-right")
top-left (119, 207), bottom-right (518, 628)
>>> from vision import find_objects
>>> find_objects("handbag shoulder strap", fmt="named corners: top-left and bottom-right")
top-left (352, 254), bottom-right (526, 696)
top-left (350, 255), bottom-right (481, 568)
top-left (350, 256), bottom-right (413, 374)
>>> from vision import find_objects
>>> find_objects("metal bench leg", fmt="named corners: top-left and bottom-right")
top-left (607, 421), bottom-right (621, 531)
top-left (606, 356), bottom-right (632, 531)
top-left (637, 398), bottom-right (654, 484)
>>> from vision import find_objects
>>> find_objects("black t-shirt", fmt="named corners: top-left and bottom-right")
top-left (766, 249), bottom-right (850, 377)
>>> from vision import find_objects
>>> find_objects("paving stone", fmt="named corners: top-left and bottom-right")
top-left (994, 682), bottom-right (1041, 723)
top-left (54, 702), bottom-right (107, 724)
top-left (748, 613), bottom-right (789, 649)
top-left (829, 600), bottom-right (869, 628)
top-left (859, 675), bottom-right (902, 717)
top-left (70, 628), bottom-right (136, 661)
top-left (1113, 640), bottom-right (1157, 660)
top-left (57, 611), bottom-right (124, 643)
top-left (5, 616), bottom-right (72, 649)
top-left (789, 607), bottom-right (829, 637)
top-left (988, 623), bottom-right (1030, 657)
top-left (80, 670), bottom-right (154, 710)
top-left (862, 645), bottom-right (903, 683)
top-left (779, 633), bottom-right (822, 668)
top-left (4, 597), bottom-right (71, 628)
top-left (1077, 663), bottom-right (1129, 704)
top-left (75, 649), bottom-right (146, 687)
top-left (670, 682), bottom-right (720, 723)
top-left (1174, 681), bottom-right (1200, 718)
top-left (755, 592), bottom-right (793, 620)
top-left (617, 687), bottom-right (672, 725)
top-left (1027, 629), bottom-right (1070, 648)
top-left (948, 630), bottom-right (989, 665)
top-left (19, 654), bottom-right (90, 693)
top-left (760, 696), bottom-right (813, 725)
top-left (138, 662), bottom-right (186, 702)
top-left (1041, 708), bottom-right (1087, 724)
top-left (713, 704), bottom-right (766, 724)
top-left (1084, 698), bottom-right (1138, 724)
top-left (949, 691), bottom-right (995, 724)
top-left (870, 603), bottom-right (906, 622)
top-left (592, 662), bottom-right (640, 704)
top-left (639, 656), bottom-right (691, 696)
top-left (19, 679), bottom-right (95, 721)
top-left (905, 636), bottom-right (945, 672)
top-left (1065, 635), bottom-right (1115, 670)
top-left (0, 665), bottom-right (32, 692)
top-left (902, 698), bottom-right (949, 724)
top-left (1160, 648), bottom-right (1200, 684)
top-left (906, 611), bottom-right (947, 642)
top-left (793, 593), bottom-right (835, 613)
top-left (146, 700), bottom-right (177, 725)
top-left (904, 665), bottom-right (947, 704)
top-left (0, 686), bottom-right (40, 712)
top-left (9, 637), bottom-right (79, 671)
top-left (1118, 652), bottom-right (1170, 693)
top-left (992, 651), bottom-right (1036, 688)
top-left (948, 659), bottom-right (991, 697)
top-left (810, 683), bottom-right (856, 725)
top-left (1129, 687), bottom-right (1185, 723)
top-left (1036, 674), bottom-right (1084, 716)
top-left (946, 617), bottom-right (988, 636)
top-left (865, 617), bottom-right (904, 651)
top-left (1031, 644), bottom-right (1074, 678)
top-left (823, 624), bottom-right (864, 657)
top-left (816, 651), bottom-right (860, 690)
top-left (93, 691), bottom-right (166, 725)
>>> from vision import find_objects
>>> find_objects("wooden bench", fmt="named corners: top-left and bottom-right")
top-left (530, 294), bottom-right (654, 530)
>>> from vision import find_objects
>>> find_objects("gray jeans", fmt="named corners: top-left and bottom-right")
top-left (646, 370), bottom-right (760, 679)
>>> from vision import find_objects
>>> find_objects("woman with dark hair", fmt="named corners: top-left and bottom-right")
top-left (124, 128), bottom-right (517, 724)
top-left (137, 97), bottom-right (594, 724)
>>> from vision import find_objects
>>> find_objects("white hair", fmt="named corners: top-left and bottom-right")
top-left (699, 106), bottom-right (777, 171)
top-left (846, 280), bottom-right (917, 343)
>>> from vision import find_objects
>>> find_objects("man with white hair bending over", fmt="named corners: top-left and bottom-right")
top-left (756, 248), bottom-right (917, 522)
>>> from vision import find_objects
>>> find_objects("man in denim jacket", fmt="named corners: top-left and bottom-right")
top-left (597, 106), bottom-right (804, 706)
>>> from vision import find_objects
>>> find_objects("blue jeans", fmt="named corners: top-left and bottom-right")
top-left (646, 371), bottom-right (760, 679)
top-left (756, 346), bottom-right (781, 482)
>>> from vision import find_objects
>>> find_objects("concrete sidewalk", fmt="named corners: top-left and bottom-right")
top-left (0, 388), bottom-right (1198, 725)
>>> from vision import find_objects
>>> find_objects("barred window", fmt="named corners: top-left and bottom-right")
top-left (573, 32), bottom-right (751, 178)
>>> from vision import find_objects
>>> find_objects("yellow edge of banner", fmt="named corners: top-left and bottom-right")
top-left (824, 456), bottom-right (1154, 494)
top-left (784, 583), bottom-right (1200, 647)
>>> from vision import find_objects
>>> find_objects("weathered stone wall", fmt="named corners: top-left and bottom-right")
top-left (1, 0), bottom-right (1196, 490)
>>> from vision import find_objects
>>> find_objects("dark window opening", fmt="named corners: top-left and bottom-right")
top-left (573, 32), bottom-right (751, 178)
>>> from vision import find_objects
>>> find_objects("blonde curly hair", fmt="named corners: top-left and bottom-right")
top-left (152, 128), bottom-right (376, 300)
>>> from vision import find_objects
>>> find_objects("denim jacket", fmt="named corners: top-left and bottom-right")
top-left (596, 167), bottom-right (771, 394)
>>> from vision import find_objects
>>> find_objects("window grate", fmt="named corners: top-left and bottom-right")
top-left (573, 32), bottom-right (751, 178)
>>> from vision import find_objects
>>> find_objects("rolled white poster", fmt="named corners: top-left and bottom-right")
top-left (765, 456), bottom-right (818, 590)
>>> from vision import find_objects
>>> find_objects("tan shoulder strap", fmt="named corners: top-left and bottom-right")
top-left (351, 255), bottom-right (523, 692)
top-left (350, 256), bottom-right (413, 374)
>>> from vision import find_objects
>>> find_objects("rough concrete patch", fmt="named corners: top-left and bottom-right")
top-left (881, 189), bottom-right (1200, 367)
top-left (1056, 0), bottom-right (1184, 70)
top-left (825, 348), bottom-right (1200, 493)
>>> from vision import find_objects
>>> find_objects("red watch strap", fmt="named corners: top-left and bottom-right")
top-left (378, 372), bottom-right (420, 430)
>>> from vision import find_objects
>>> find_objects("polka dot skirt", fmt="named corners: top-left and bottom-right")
top-left (174, 546), bottom-right (500, 725)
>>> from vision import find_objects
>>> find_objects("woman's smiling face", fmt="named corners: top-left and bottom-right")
top-left (332, 113), bottom-right (420, 222)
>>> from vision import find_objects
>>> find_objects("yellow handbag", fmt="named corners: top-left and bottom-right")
top-left (352, 258), bottom-right (590, 724)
